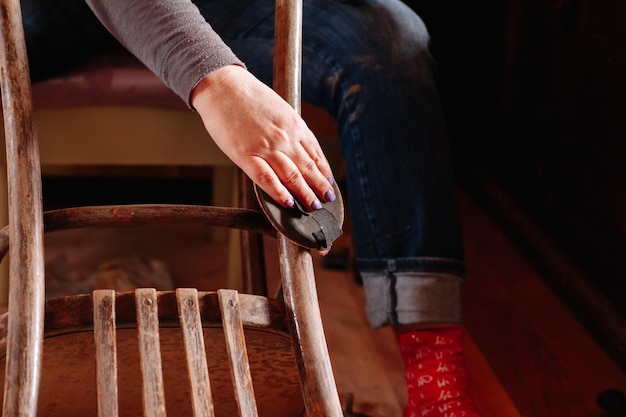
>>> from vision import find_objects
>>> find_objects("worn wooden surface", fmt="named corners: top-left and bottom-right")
top-left (176, 288), bottom-right (215, 417)
top-left (272, 0), bottom-right (343, 415)
top-left (0, 290), bottom-right (308, 416)
top-left (459, 188), bottom-right (626, 417)
top-left (93, 289), bottom-right (119, 417)
top-left (218, 289), bottom-right (259, 417)
top-left (136, 288), bottom-right (167, 417)
top-left (11, 209), bottom-right (518, 417)
top-left (0, 0), bottom-right (46, 414)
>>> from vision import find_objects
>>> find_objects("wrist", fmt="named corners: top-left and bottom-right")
top-left (190, 64), bottom-right (246, 110)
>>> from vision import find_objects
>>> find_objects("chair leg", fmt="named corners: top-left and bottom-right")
top-left (211, 166), bottom-right (237, 244)
top-left (0, 166), bottom-right (8, 306)
top-left (238, 171), bottom-right (268, 296)
top-left (279, 238), bottom-right (344, 416)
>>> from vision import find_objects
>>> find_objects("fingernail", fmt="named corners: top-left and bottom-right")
top-left (327, 176), bottom-right (334, 186)
top-left (311, 199), bottom-right (323, 210)
top-left (284, 198), bottom-right (295, 208)
top-left (324, 189), bottom-right (336, 202)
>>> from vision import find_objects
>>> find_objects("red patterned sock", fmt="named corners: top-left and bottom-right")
top-left (398, 326), bottom-right (481, 417)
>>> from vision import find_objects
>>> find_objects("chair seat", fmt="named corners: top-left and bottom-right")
top-left (0, 291), bottom-right (306, 417)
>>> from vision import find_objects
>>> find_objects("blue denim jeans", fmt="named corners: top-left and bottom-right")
top-left (22, 0), bottom-right (466, 328)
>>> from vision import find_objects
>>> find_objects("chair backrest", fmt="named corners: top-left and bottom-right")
top-left (0, 0), bottom-right (344, 415)
top-left (0, 288), bottom-right (307, 416)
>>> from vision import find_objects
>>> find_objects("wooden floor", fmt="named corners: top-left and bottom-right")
top-left (458, 188), bottom-right (626, 417)
top-left (40, 186), bottom-right (626, 417)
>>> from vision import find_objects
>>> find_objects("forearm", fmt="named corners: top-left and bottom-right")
top-left (85, 1), bottom-right (335, 217)
top-left (84, 0), bottom-right (244, 105)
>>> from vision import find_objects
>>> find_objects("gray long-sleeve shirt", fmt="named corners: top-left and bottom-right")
top-left (85, 0), bottom-right (244, 106)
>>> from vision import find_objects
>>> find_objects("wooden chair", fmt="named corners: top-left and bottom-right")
top-left (0, 0), bottom-right (344, 415)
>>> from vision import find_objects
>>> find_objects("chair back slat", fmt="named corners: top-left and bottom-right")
top-left (93, 289), bottom-right (119, 417)
top-left (218, 289), bottom-right (259, 417)
top-left (176, 289), bottom-right (215, 417)
top-left (136, 289), bottom-right (167, 417)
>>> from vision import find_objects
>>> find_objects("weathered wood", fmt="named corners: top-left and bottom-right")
top-left (176, 289), bottom-right (215, 417)
top-left (0, 291), bottom-right (289, 351)
top-left (0, 0), bottom-right (45, 416)
top-left (0, 205), bottom-right (276, 262)
top-left (279, 238), bottom-right (342, 417)
top-left (0, 290), bottom-right (305, 416)
top-left (274, 0), bottom-right (302, 114)
top-left (273, 1), bottom-right (343, 415)
top-left (93, 289), bottom-right (119, 417)
top-left (136, 288), bottom-right (167, 417)
top-left (42, 205), bottom-right (274, 234)
top-left (218, 289), bottom-right (259, 417)
top-left (0, 1), bottom-right (343, 416)
top-left (238, 172), bottom-right (268, 296)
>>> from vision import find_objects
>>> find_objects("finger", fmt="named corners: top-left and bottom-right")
top-left (270, 153), bottom-right (326, 211)
top-left (317, 248), bottom-right (331, 256)
top-left (299, 134), bottom-right (334, 179)
top-left (262, 123), bottom-right (335, 203)
top-left (287, 141), bottom-right (336, 204)
top-left (242, 157), bottom-right (297, 209)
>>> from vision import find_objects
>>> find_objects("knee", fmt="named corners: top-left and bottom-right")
top-left (302, 0), bottom-right (437, 109)
top-left (368, 1), bottom-right (432, 55)
top-left (323, 1), bottom-right (434, 75)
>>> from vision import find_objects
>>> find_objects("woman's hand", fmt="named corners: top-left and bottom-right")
top-left (191, 65), bottom-right (336, 211)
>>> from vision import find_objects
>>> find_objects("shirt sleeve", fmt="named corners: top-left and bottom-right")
top-left (85, 0), bottom-right (245, 106)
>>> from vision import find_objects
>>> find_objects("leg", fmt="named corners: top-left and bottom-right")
top-left (198, 1), bottom-right (479, 416)
top-left (298, 0), bottom-right (466, 326)
top-left (295, 4), bottom-right (479, 416)
top-left (165, 0), bottom-right (475, 412)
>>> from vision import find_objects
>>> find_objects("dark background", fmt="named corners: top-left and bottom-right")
top-left (403, 0), bottom-right (626, 367)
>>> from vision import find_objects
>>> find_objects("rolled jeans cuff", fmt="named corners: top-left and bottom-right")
top-left (360, 270), bottom-right (464, 329)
